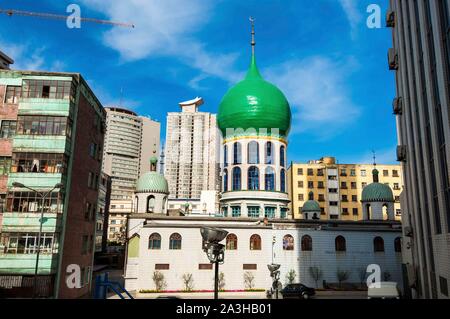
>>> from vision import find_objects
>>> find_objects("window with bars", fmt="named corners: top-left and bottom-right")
top-left (6, 191), bottom-right (63, 213)
top-left (21, 80), bottom-right (74, 100)
top-left (16, 116), bottom-right (71, 137)
top-left (1, 232), bottom-right (58, 254)
top-left (11, 153), bottom-right (67, 174)
top-left (5, 86), bottom-right (21, 104)
top-left (0, 120), bottom-right (17, 138)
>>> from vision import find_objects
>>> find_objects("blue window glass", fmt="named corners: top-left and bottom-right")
top-left (248, 141), bottom-right (259, 164)
top-left (265, 167), bottom-right (275, 191)
top-left (231, 206), bottom-right (241, 217)
top-left (265, 142), bottom-right (273, 164)
top-left (248, 206), bottom-right (260, 218)
top-left (280, 169), bottom-right (286, 193)
top-left (248, 166), bottom-right (259, 190)
top-left (280, 146), bottom-right (286, 167)
top-left (223, 169), bottom-right (228, 192)
top-left (232, 167), bottom-right (241, 190)
top-left (265, 207), bottom-right (276, 219)
top-left (280, 208), bottom-right (287, 219)
top-left (224, 145), bottom-right (228, 167)
top-left (233, 142), bottom-right (242, 164)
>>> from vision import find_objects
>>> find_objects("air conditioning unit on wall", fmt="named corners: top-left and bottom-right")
top-left (397, 145), bottom-right (407, 162)
top-left (393, 97), bottom-right (403, 115)
top-left (388, 48), bottom-right (399, 70)
top-left (386, 11), bottom-right (396, 27)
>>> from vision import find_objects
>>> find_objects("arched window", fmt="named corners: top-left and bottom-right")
top-left (148, 233), bottom-right (161, 250)
top-left (226, 234), bottom-right (238, 250)
top-left (233, 142), bottom-right (242, 165)
top-left (265, 167), bottom-right (275, 191)
top-left (301, 235), bottom-right (313, 251)
top-left (248, 141), bottom-right (259, 164)
top-left (232, 167), bottom-right (241, 190)
top-left (223, 169), bottom-right (228, 192)
top-left (248, 166), bottom-right (260, 190)
top-left (250, 234), bottom-right (261, 250)
top-left (146, 195), bottom-right (155, 212)
top-left (283, 235), bottom-right (294, 251)
top-left (335, 236), bottom-right (346, 252)
top-left (280, 169), bottom-right (286, 193)
top-left (224, 145), bottom-right (228, 167)
top-left (280, 146), bottom-right (286, 167)
top-left (394, 237), bottom-right (402, 253)
top-left (374, 237), bottom-right (385, 252)
top-left (169, 233), bottom-right (182, 250)
top-left (265, 142), bottom-right (274, 164)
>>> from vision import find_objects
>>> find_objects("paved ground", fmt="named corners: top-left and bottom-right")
top-left (108, 290), bottom-right (367, 300)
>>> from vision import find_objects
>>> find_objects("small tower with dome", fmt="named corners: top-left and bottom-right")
top-left (133, 156), bottom-right (169, 215)
top-left (302, 192), bottom-right (321, 220)
top-left (361, 166), bottom-right (395, 221)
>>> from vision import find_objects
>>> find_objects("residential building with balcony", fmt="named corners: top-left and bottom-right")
top-left (0, 70), bottom-right (105, 298)
top-left (288, 157), bottom-right (403, 221)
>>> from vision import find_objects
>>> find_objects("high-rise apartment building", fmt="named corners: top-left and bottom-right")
top-left (389, 0), bottom-right (450, 299)
top-left (0, 70), bottom-right (105, 298)
top-left (102, 107), bottom-right (160, 243)
top-left (164, 97), bottom-right (220, 200)
top-left (288, 157), bottom-right (403, 221)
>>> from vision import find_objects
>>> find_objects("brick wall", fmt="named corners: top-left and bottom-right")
top-left (57, 90), bottom-right (104, 298)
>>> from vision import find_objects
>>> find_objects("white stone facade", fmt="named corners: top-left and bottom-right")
top-left (125, 216), bottom-right (403, 293)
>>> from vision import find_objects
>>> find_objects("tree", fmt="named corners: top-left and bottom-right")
top-left (309, 266), bottom-right (323, 288)
top-left (358, 268), bottom-right (367, 287)
top-left (244, 272), bottom-right (255, 290)
top-left (152, 271), bottom-right (167, 292)
top-left (285, 269), bottom-right (296, 285)
top-left (182, 273), bottom-right (194, 292)
top-left (218, 272), bottom-right (225, 291)
top-left (336, 269), bottom-right (350, 289)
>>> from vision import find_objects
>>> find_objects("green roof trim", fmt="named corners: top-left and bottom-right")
top-left (136, 172), bottom-right (169, 194)
top-left (217, 55), bottom-right (292, 138)
top-left (361, 183), bottom-right (394, 202)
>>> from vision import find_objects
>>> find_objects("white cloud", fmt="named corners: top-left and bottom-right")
top-left (80, 0), bottom-right (241, 87)
top-left (352, 146), bottom-right (398, 165)
top-left (0, 41), bottom-right (45, 71)
top-left (265, 56), bottom-right (360, 140)
top-left (338, 0), bottom-right (363, 38)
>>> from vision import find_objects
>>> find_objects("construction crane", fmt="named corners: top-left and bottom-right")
top-left (0, 8), bottom-right (135, 28)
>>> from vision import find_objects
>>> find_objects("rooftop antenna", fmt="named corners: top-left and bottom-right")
top-left (249, 16), bottom-right (256, 56)
top-left (372, 150), bottom-right (377, 167)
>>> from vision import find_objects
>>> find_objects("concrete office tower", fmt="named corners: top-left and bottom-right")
top-left (0, 70), bottom-right (105, 298)
top-left (102, 108), bottom-right (160, 243)
top-left (389, 0), bottom-right (450, 299)
top-left (0, 50), bottom-right (14, 70)
top-left (164, 97), bottom-right (220, 200)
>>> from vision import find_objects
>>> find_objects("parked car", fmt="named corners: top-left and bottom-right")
top-left (367, 282), bottom-right (400, 299)
top-left (280, 284), bottom-right (315, 299)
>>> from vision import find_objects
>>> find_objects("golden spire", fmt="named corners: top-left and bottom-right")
top-left (249, 16), bottom-right (255, 56)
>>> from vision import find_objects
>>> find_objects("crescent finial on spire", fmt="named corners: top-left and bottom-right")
top-left (249, 16), bottom-right (255, 56)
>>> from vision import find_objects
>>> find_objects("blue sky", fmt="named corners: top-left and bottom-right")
top-left (0, 0), bottom-right (397, 164)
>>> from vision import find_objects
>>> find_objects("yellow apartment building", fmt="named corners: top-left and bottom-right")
top-left (287, 157), bottom-right (403, 221)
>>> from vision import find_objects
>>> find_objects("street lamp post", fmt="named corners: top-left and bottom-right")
top-left (12, 182), bottom-right (63, 298)
top-left (268, 263), bottom-right (281, 299)
top-left (200, 227), bottom-right (228, 299)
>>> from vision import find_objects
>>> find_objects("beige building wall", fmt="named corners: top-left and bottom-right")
top-left (139, 116), bottom-right (160, 175)
top-left (288, 157), bottom-right (403, 221)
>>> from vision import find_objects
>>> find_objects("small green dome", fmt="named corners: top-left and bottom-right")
top-left (361, 183), bottom-right (394, 202)
top-left (150, 156), bottom-right (158, 164)
top-left (136, 172), bottom-right (169, 194)
top-left (217, 56), bottom-right (292, 139)
top-left (302, 200), bottom-right (321, 213)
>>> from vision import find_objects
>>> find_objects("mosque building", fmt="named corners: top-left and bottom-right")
top-left (123, 22), bottom-right (403, 295)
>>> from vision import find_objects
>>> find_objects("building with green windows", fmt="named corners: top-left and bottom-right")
top-left (0, 70), bottom-right (106, 298)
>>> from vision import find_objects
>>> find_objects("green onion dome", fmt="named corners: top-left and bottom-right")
top-left (135, 172), bottom-right (169, 194)
top-left (217, 55), bottom-right (292, 139)
top-left (302, 200), bottom-right (321, 213)
top-left (361, 169), bottom-right (394, 202)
